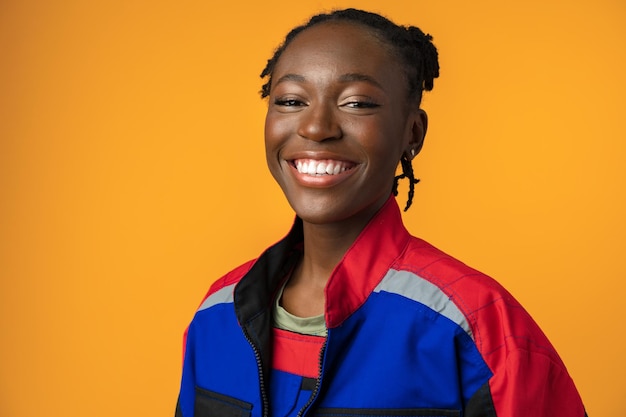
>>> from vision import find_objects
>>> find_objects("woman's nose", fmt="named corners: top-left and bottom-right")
top-left (297, 103), bottom-right (343, 142)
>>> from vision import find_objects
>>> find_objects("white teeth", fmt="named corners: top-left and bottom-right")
top-left (294, 159), bottom-right (352, 176)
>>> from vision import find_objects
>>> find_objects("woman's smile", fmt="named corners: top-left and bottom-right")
top-left (287, 157), bottom-right (359, 188)
top-left (292, 159), bottom-right (355, 176)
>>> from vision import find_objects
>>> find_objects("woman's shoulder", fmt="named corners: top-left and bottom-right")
top-left (397, 236), bottom-right (501, 291)
top-left (398, 236), bottom-right (565, 366)
top-left (397, 236), bottom-right (527, 324)
top-left (211, 259), bottom-right (257, 291)
top-left (194, 258), bottom-right (258, 311)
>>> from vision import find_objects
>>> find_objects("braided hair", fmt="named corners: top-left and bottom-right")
top-left (260, 8), bottom-right (439, 211)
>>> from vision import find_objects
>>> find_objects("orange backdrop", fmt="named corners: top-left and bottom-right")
top-left (1, 0), bottom-right (624, 416)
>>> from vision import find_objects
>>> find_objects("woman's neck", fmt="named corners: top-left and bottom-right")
top-left (299, 221), bottom-right (361, 284)
top-left (280, 217), bottom-right (370, 318)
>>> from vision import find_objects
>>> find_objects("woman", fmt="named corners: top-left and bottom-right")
top-left (176, 8), bottom-right (586, 417)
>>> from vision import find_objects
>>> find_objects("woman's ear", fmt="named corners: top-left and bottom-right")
top-left (406, 109), bottom-right (428, 159)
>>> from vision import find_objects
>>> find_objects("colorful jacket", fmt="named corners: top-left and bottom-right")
top-left (176, 197), bottom-right (586, 417)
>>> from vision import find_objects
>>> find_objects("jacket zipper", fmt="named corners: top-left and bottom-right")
top-left (242, 327), bottom-right (269, 417)
top-left (296, 339), bottom-right (328, 417)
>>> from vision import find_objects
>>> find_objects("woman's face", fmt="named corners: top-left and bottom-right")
top-left (264, 22), bottom-right (425, 227)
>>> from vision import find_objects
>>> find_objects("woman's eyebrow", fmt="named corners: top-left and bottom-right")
top-left (274, 73), bottom-right (306, 87)
top-left (338, 73), bottom-right (384, 90)
top-left (273, 72), bottom-right (384, 90)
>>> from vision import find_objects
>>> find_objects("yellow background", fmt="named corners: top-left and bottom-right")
top-left (1, 0), bottom-right (624, 415)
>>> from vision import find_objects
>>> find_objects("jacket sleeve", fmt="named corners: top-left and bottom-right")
top-left (175, 397), bottom-right (184, 417)
top-left (466, 347), bottom-right (587, 417)
top-left (175, 318), bottom-right (199, 417)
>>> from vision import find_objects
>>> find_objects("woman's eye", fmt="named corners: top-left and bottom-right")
top-left (344, 100), bottom-right (380, 109)
top-left (274, 98), bottom-right (305, 107)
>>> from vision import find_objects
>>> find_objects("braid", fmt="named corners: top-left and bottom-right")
top-left (403, 27), bottom-right (440, 98)
top-left (392, 156), bottom-right (420, 212)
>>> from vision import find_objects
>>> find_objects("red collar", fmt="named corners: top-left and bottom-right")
top-left (323, 196), bottom-right (411, 328)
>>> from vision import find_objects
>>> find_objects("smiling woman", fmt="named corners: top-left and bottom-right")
top-left (264, 22), bottom-right (423, 230)
top-left (174, 8), bottom-right (587, 417)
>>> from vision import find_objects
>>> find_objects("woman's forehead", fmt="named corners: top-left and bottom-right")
top-left (274, 22), bottom-right (399, 75)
